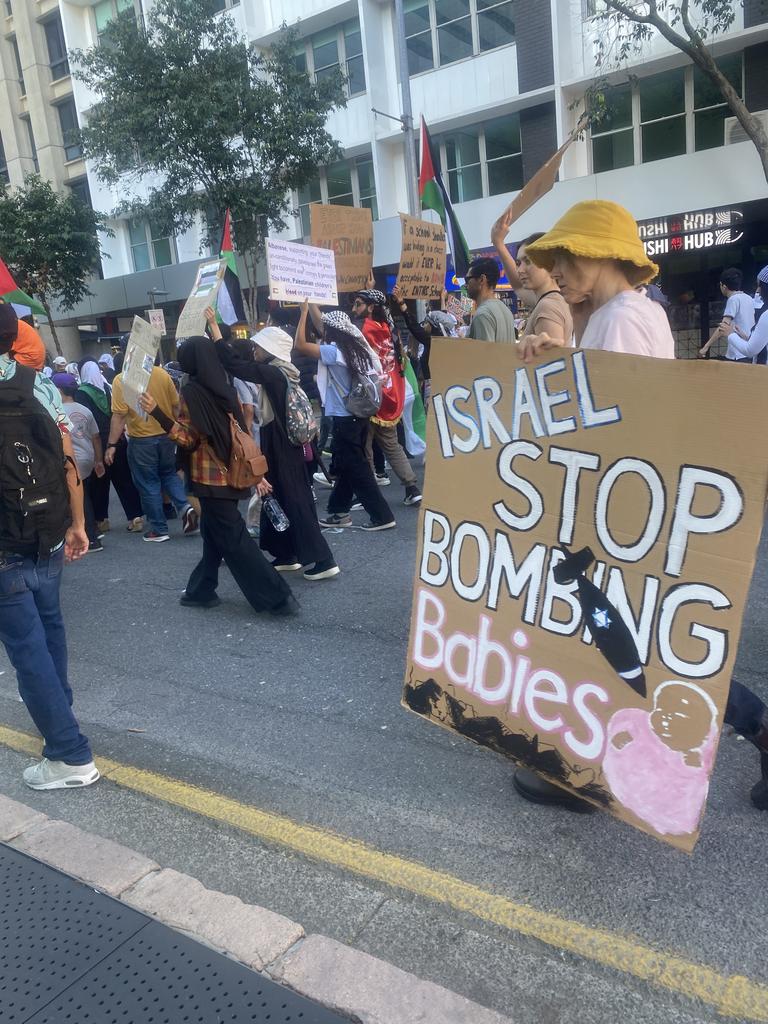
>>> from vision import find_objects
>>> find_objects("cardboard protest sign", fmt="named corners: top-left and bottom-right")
top-left (145, 308), bottom-right (166, 335)
top-left (121, 315), bottom-right (161, 414)
top-left (310, 204), bottom-right (373, 292)
top-left (266, 238), bottom-right (338, 306)
top-left (403, 342), bottom-right (768, 851)
top-left (396, 214), bottom-right (446, 300)
top-left (176, 258), bottom-right (227, 339)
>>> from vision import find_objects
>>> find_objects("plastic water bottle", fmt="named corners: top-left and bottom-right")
top-left (262, 495), bottom-right (290, 532)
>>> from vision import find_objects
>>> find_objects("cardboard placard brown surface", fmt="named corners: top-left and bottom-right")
top-left (310, 204), bottom-right (373, 293)
top-left (403, 341), bottom-right (768, 851)
top-left (395, 214), bottom-right (446, 300)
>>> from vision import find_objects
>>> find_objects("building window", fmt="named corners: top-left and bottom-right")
top-left (43, 14), bottom-right (69, 80)
top-left (23, 118), bottom-right (38, 173)
top-left (640, 68), bottom-right (686, 163)
top-left (294, 153), bottom-right (379, 236)
top-left (296, 20), bottom-right (366, 98)
top-left (590, 83), bottom-right (633, 172)
top-left (94, 0), bottom-right (135, 45)
top-left (69, 177), bottom-right (92, 208)
top-left (128, 219), bottom-right (176, 272)
top-left (436, 114), bottom-right (522, 203)
top-left (0, 134), bottom-right (9, 186)
top-left (9, 36), bottom-right (25, 95)
top-left (590, 57), bottom-right (744, 171)
top-left (4, 1), bottom-right (12, 16)
top-left (56, 98), bottom-right (82, 162)
top-left (404, 0), bottom-right (515, 75)
top-left (693, 53), bottom-right (743, 151)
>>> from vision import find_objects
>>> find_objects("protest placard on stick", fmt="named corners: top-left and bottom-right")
top-left (403, 341), bottom-right (768, 851)
top-left (395, 214), bottom-right (446, 300)
top-left (310, 204), bottom-right (373, 293)
top-left (121, 315), bottom-right (160, 414)
top-left (267, 238), bottom-right (338, 306)
top-left (176, 258), bottom-right (227, 339)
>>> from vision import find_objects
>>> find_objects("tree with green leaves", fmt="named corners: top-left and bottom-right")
top-left (587, 1), bottom-right (768, 182)
top-left (72, 0), bottom-right (346, 321)
top-left (0, 175), bottom-right (107, 355)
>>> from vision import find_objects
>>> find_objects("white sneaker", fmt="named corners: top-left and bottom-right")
top-left (23, 757), bottom-right (100, 790)
top-left (313, 471), bottom-right (334, 488)
top-left (375, 473), bottom-right (391, 487)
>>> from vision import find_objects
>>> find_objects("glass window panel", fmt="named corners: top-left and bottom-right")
top-left (152, 237), bottom-right (173, 267)
top-left (694, 54), bottom-right (742, 108)
top-left (299, 205), bottom-right (312, 237)
top-left (347, 54), bottom-right (366, 95)
top-left (360, 195), bottom-right (379, 221)
top-left (11, 38), bottom-right (25, 94)
top-left (315, 64), bottom-right (341, 85)
top-left (484, 115), bottom-right (521, 160)
top-left (639, 68), bottom-right (685, 121)
top-left (94, 0), bottom-right (113, 33)
top-left (293, 50), bottom-right (307, 73)
top-left (404, 0), bottom-right (431, 35)
top-left (478, 2), bottom-right (515, 51)
top-left (357, 158), bottom-right (376, 198)
top-left (438, 18), bottom-right (472, 65)
top-left (0, 134), bottom-right (8, 185)
top-left (445, 130), bottom-right (480, 169)
top-left (344, 21), bottom-right (362, 57)
top-left (298, 179), bottom-right (321, 205)
top-left (69, 178), bottom-right (92, 207)
top-left (592, 128), bottom-right (634, 171)
top-left (128, 219), bottom-right (146, 245)
top-left (116, 0), bottom-right (134, 10)
top-left (313, 37), bottom-right (339, 72)
top-left (641, 116), bottom-right (686, 162)
top-left (45, 17), bottom-right (69, 80)
top-left (448, 164), bottom-right (482, 203)
top-left (406, 32), bottom-right (434, 75)
top-left (435, 0), bottom-right (470, 24)
top-left (131, 243), bottom-right (150, 273)
top-left (695, 107), bottom-right (728, 151)
top-left (25, 119), bottom-right (38, 172)
top-left (487, 154), bottom-right (523, 195)
top-left (592, 82), bottom-right (632, 133)
top-left (327, 161), bottom-right (353, 200)
top-left (57, 99), bottom-right (82, 160)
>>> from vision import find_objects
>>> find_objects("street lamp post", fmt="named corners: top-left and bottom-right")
top-left (393, 0), bottom-right (420, 219)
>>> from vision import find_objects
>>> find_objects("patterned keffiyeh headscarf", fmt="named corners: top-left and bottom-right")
top-left (355, 289), bottom-right (396, 333)
top-left (321, 310), bottom-right (368, 343)
top-left (424, 311), bottom-right (459, 337)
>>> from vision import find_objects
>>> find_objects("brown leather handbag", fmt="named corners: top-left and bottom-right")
top-left (226, 414), bottom-right (267, 489)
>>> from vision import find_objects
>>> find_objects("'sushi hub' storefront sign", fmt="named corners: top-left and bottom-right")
top-left (638, 207), bottom-right (744, 257)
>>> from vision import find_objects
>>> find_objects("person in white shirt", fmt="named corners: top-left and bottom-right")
top-left (713, 269), bottom-right (768, 362)
top-left (698, 267), bottom-right (756, 362)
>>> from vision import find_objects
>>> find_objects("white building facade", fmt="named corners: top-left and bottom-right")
top-left (1, 0), bottom-right (767, 357)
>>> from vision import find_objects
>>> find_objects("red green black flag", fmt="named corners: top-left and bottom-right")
top-left (218, 209), bottom-right (247, 325)
top-left (418, 117), bottom-right (471, 280)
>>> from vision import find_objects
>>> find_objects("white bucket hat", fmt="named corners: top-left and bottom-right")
top-left (252, 326), bottom-right (293, 362)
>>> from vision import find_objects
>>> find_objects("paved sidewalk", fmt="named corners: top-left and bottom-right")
top-left (0, 794), bottom-right (511, 1024)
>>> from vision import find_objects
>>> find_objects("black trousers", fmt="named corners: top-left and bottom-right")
top-left (185, 497), bottom-right (292, 612)
top-left (327, 416), bottom-right (394, 524)
top-left (83, 473), bottom-right (97, 544)
top-left (91, 438), bottom-right (142, 522)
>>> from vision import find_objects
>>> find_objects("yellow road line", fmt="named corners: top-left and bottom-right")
top-left (2, 722), bottom-right (766, 1021)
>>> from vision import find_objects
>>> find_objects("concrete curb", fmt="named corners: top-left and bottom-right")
top-left (0, 793), bottom-right (512, 1024)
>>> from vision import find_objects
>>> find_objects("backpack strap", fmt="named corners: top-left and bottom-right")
top-left (12, 361), bottom-right (37, 396)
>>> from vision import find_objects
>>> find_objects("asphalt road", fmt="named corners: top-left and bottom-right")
top-left (1, 478), bottom-right (766, 1024)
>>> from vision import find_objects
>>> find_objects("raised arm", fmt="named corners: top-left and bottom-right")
top-left (294, 300), bottom-right (322, 360)
top-left (491, 209), bottom-right (523, 291)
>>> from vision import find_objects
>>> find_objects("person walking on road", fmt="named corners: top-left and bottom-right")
top-left (294, 303), bottom-right (395, 532)
top-left (351, 288), bottom-right (422, 508)
top-left (0, 304), bottom-right (98, 791)
top-left (139, 335), bottom-right (298, 616)
top-left (53, 372), bottom-right (106, 554)
top-left (106, 361), bottom-right (198, 542)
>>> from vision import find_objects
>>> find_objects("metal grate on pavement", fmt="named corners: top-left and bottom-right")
top-left (0, 843), bottom-right (349, 1024)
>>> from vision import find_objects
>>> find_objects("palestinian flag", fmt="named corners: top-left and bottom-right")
top-left (402, 359), bottom-right (426, 459)
top-left (0, 256), bottom-right (46, 317)
top-left (217, 209), bottom-right (246, 325)
top-left (418, 117), bottom-right (471, 280)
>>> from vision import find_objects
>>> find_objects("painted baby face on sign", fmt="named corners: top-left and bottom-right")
top-left (650, 682), bottom-right (717, 754)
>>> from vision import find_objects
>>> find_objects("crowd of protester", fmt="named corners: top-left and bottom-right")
top-left (0, 198), bottom-right (765, 823)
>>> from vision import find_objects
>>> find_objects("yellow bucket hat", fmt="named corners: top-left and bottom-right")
top-left (526, 200), bottom-right (659, 285)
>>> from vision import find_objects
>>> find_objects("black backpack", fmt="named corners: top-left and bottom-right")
top-left (0, 363), bottom-right (72, 553)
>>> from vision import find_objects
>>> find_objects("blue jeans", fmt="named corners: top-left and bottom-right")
top-left (0, 547), bottom-right (92, 765)
top-left (127, 435), bottom-right (190, 535)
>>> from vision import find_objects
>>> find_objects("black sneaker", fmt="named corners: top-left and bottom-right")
top-left (88, 540), bottom-right (104, 553)
top-left (180, 592), bottom-right (221, 609)
top-left (513, 768), bottom-right (595, 813)
top-left (404, 485), bottom-right (422, 506)
top-left (182, 505), bottom-right (199, 535)
top-left (360, 519), bottom-right (396, 532)
top-left (319, 513), bottom-right (352, 528)
top-left (303, 559), bottom-right (340, 581)
top-left (270, 595), bottom-right (300, 617)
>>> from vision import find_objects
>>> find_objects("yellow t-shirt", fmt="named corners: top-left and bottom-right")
top-left (111, 366), bottom-right (179, 438)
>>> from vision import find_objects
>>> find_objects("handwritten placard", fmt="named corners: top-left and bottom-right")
top-left (395, 214), bottom-right (446, 300)
top-left (310, 204), bottom-right (373, 292)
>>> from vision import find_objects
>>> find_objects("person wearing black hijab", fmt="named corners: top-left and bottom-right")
top-left (139, 335), bottom-right (297, 616)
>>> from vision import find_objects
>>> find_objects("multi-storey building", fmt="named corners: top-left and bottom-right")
top-left (1, 0), bottom-right (767, 357)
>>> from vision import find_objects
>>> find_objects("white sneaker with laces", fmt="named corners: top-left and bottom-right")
top-left (23, 757), bottom-right (100, 790)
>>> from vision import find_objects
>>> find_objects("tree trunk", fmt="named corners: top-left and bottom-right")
top-left (40, 295), bottom-right (63, 357)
